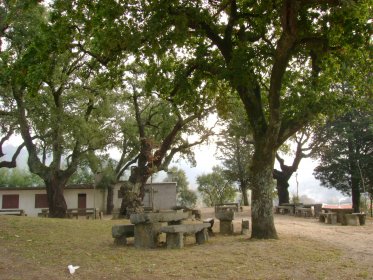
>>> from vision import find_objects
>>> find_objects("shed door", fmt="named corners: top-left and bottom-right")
top-left (78, 193), bottom-right (87, 215)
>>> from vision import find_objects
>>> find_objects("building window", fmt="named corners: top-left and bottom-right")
top-left (2, 194), bottom-right (19, 209)
top-left (35, 194), bottom-right (48, 208)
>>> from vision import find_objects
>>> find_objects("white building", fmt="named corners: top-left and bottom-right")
top-left (0, 182), bottom-right (177, 217)
top-left (112, 182), bottom-right (177, 211)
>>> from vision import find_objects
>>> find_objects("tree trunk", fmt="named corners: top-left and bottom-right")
top-left (273, 170), bottom-right (290, 205)
top-left (240, 183), bottom-right (250, 206)
top-left (351, 175), bottom-right (360, 213)
top-left (106, 185), bottom-right (114, 214)
top-left (45, 176), bottom-right (68, 218)
top-left (119, 167), bottom-right (149, 216)
top-left (250, 147), bottom-right (278, 239)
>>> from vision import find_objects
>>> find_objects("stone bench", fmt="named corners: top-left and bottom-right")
top-left (341, 213), bottom-right (366, 226)
top-left (67, 208), bottom-right (97, 219)
top-left (112, 224), bottom-right (135, 245)
top-left (275, 206), bottom-right (294, 215)
top-left (160, 223), bottom-right (210, 249)
top-left (130, 211), bottom-right (189, 249)
top-left (0, 209), bottom-right (25, 216)
top-left (203, 218), bottom-right (215, 236)
top-left (319, 213), bottom-right (337, 224)
top-left (295, 207), bottom-right (313, 218)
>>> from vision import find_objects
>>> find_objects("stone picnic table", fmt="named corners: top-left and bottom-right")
top-left (130, 211), bottom-right (189, 248)
top-left (320, 208), bottom-right (366, 226)
top-left (321, 208), bottom-right (353, 223)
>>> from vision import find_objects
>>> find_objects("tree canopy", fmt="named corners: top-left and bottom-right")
top-left (216, 98), bottom-right (253, 206)
top-left (0, 1), bottom-right (115, 217)
top-left (313, 107), bottom-right (373, 213)
top-left (197, 166), bottom-right (237, 207)
top-left (0, 1), bottom-right (370, 235)
top-left (123, 0), bottom-right (371, 238)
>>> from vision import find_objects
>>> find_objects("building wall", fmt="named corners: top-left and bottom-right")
top-left (111, 182), bottom-right (177, 212)
top-left (0, 182), bottom-right (175, 217)
top-left (0, 187), bottom-right (106, 217)
top-left (143, 183), bottom-right (177, 210)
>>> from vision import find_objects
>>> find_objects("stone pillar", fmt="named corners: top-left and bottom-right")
top-left (195, 228), bottom-right (209, 244)
top-left (134, 222), bottom-right (161, 248)
top-left (166, 232), bottom-right (184, 249)
top-left (215, 211), bottom-right (235, 235)
top-left (241, 219), bottom-right (250, 235)
top-left (357, 214), bottom-right (366, 226)
top-left (114, 236), bottom-right (128, 246)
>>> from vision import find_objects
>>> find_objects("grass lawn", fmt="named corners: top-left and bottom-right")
top-left (0, 215), bottom-right (371, 280)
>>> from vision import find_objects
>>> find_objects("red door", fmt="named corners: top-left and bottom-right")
top-left (78, 193), bottom-right (86, 215)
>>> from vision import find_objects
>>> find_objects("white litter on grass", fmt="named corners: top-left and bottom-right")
top-left (68, 264), bottom-right (80, 274)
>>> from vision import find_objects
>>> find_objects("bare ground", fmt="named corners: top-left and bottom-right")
top-left (0, 208), bottom-right (372, 280)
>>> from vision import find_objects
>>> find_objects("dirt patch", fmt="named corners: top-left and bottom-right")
top-left (1, 211), bottom-right (373, 280)
top-left (274, 214), bottom-right (373, 262)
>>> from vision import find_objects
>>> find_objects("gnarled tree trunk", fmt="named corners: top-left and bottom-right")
top-left (250, 145), bottom-right (278, 239)
top-left (273, 169), bottom-right (290, 205)
top-left (45, 174), bottom-right (68, 218)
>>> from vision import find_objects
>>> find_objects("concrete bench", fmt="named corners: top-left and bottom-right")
top-left (275, 206), bottom-right (294, 215)
top-left (160, 223), bottom-right (210, 249)
top-left (319, 213), bottom-right (337, 224)
top-left (341, 213), bottom-right (366, 226)
top-left (67, 208), bottom-right (97, 219)
top-left (295, 207), bottom-right (313, 218)
top-left (112, 224), bottom-right (135, 245)
top-left (38, 209), bottom-right (49, 217)
top-left (0, 209), bottom-right (25, 216)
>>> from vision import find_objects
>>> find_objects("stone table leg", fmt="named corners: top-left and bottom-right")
top-left (195, 228), bottom-right (208, 244)
top-left (114, 236), bottom-right (127, 246)
top-left (166, 232), bottom-right (184, 249)
top-left (134, 222), bottom-right (161, 248)
top-left (219, 220), bottom-right (233, 234)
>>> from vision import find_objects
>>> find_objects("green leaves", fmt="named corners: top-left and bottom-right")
top-left (197, 166), bottom-right (237, 206)
top-left (313, 106), bottom-right (373, 198)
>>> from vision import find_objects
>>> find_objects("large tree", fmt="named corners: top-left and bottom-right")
top-left (133, 0), bottom-right (370, 238)
top-left (0, 1), bottom-right (114, 217)
top-left (120, 65), bottom-right (215, 196)
top-left (313, 108), bottom-right (373, 213)
top-left (47, 0), bottom-right (370, 237)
